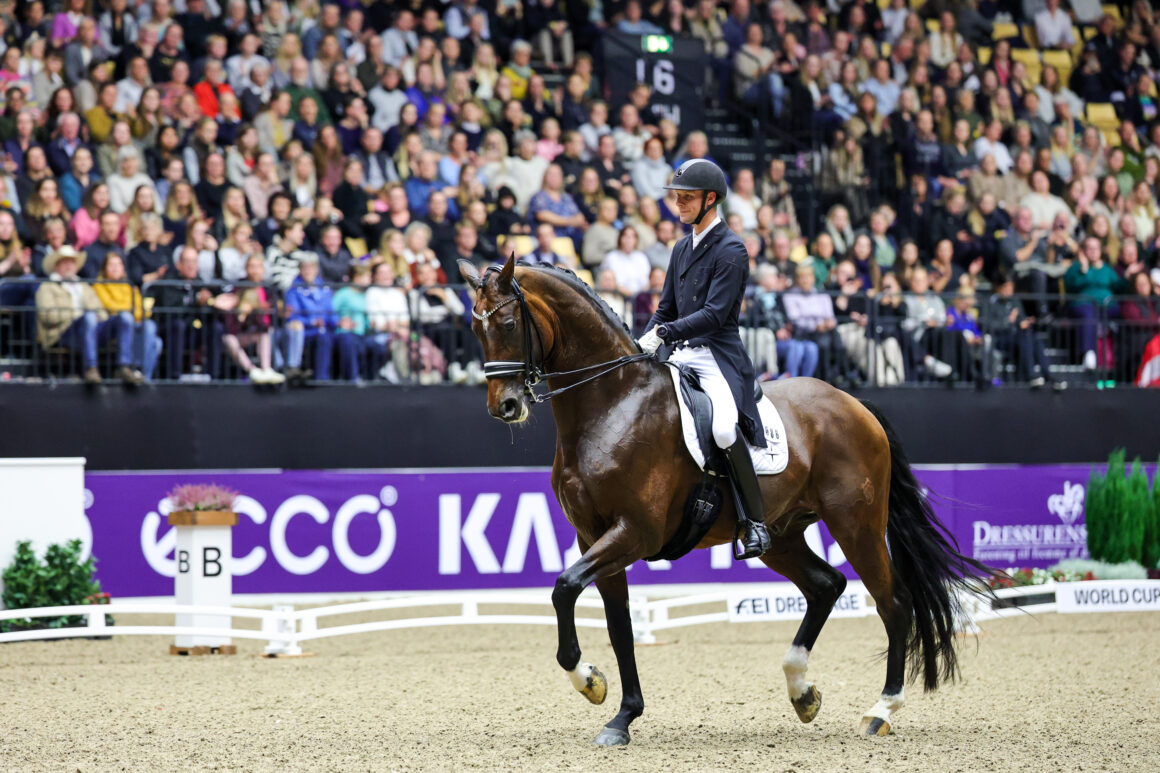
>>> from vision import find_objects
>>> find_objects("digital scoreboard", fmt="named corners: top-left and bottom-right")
top-left (602, 32), bottom-right (708, 133)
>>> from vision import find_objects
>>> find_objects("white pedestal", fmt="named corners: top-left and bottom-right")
top-left (169, 511), bottom-right (235, 649)
top-left (0, 458), bottom-right (88, 607)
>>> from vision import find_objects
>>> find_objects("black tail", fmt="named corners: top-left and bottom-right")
top-left (861, 400), bottom-right (997, 692)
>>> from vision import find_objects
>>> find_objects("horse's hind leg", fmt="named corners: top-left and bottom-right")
top-left (760, 531), bottom-right (848, 724)
top-left (833, 518), bottom-right (911, 737)
top-left (551, 528), bottom-right (642, 745)
top-left (591, 571), bottom-right (644, 746)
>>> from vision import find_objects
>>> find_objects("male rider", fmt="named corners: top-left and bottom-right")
top-left (638, 159), bottom-right (772, 559)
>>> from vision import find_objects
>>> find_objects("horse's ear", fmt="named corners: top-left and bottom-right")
top-left (497, 251), bottom-right (517, 290)
top-left (458, 259), bottom-right (482, 290)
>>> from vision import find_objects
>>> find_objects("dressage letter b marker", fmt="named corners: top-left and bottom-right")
top-left (168, 511), bottom-right (236, 649)
top-left (203, 547), bottom-right (222, 577)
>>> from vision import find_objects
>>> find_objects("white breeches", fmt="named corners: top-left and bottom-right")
top-left (669, 345), bottom-right (738, 448)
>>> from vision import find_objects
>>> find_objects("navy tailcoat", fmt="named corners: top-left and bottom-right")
top-left (647, 220), bottom-right (766, 447)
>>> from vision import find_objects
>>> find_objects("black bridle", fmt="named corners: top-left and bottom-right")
top-left (471, 266), bottom-right (653, 403)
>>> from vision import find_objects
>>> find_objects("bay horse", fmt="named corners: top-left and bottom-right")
top-left (460, 255), bottom-right (992, 746)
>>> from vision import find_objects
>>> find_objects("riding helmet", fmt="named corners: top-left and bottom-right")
top-left (664, 159), bottom-right (729, 203)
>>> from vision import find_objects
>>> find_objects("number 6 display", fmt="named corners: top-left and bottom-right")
top-left (604, 32), bottom-right (707, 133)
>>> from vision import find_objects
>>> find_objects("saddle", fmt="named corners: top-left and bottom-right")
top-left (644, 365), bottom-right (766, 563)
top-left (677, 364), bottom-right (727, 477)
top-left (645, 357), bottom-right (786, 563)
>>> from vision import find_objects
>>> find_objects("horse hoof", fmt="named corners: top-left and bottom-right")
top-left (859, 716), bottom-right (892, 737)
top-left (593, 727), bottom-right (631, 747)
top-left (791, 685), bottom-right (822, 723)
top-left (574, 662), bottom-right (607, 705)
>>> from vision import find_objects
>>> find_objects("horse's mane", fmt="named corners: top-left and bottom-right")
top-left (518, 262), bottom-right (636, 345)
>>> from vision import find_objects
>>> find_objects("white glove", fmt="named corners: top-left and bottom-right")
top-left (637, 326), bottom-right (662, 355)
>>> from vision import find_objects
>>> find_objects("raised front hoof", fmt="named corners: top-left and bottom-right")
top-left (577, 663), bottom-right (608, 705)
top-left (593, 727), bottom-right (631, 747)
top-left (791, 685), bottom-right (822, 723)
top-left (859, 716), bottom-right (893, 737)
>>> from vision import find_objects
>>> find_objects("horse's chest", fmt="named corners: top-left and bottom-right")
top-left (553, 449), bottom-right (626, 538)
top-left (554, 415), bottom-right (676, 515)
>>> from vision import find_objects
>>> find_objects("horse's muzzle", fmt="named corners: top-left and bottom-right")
top-left (495, 396), bottom-right (529, 423)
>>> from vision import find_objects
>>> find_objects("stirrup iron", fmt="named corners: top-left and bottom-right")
top-left (733, 518), bottom-right (772, 560)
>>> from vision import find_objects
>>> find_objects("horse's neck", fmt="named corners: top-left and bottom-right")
top-left (534, 278), bottom-right (635, 376)
top-left (530, 275), bottom-right (657, 438)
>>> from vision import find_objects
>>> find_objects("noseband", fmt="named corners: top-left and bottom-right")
top-left (471, 265), bottom-right (653, 403)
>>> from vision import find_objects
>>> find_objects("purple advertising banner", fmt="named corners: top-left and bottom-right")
top-left (82, 465), bottom-right (1117, 598)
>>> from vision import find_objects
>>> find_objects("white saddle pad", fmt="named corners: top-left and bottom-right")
top-left (666, 364), bottom-right (789, 475)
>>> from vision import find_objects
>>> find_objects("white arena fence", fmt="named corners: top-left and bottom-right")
top-left (0, 583), bottom-right (1077, 653)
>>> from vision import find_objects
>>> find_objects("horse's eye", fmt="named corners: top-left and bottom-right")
top-left (502, 319), bottom-right (516, 331)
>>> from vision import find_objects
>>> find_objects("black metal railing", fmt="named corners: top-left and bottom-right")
top-left (2, 278), bottom-right (1156, 389)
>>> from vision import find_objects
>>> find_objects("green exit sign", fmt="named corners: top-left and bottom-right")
top-left (641, 35), bottom-right (673, 54)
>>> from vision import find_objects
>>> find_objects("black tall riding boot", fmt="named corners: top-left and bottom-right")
top-left (722, 433), bottom-right (772, 560)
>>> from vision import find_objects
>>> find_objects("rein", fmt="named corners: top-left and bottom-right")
top-left (472, 267), bottom-right (653, 403)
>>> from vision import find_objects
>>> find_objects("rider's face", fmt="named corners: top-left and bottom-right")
top-left (674, 191), bottom-right (707, 223)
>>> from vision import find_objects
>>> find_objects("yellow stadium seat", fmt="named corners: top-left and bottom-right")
top-left (1021, 63), bottom-right (1043, 85)
top-left (881, 41), bottom-right (891, 57)
top-left (550, 237), bottom-right (578, 264)
top-left (1011, 48), bottom-right (1041, 67)
top-left (992, 22), bottom-right (1020, 41)
top-left (1103, 130), bottom-right (1121, 147)
top-left (1011, 48), bottom-right (1042, 84)
top-left (876, 0), bottom-right (890, 8)
top-left (1071, 28), bottom-right (1087, 60)
top-left (1021, 24), bottom-right (1039, 49)
top-left (1049, 65), bottom-right (1072, 86)
top-left (1085, 102), bottom-right (1119, 131)
top-left (1042, 50), bottom-right (1073, 70)
top-left (497, 234), bottom-right (536, 257)
top-left (925, 18), bottom-right (939, 35)
top-left (344, 238), bottom-right (368, 258)
top-left (1042, 50), bottom-right (1073, 83)
top-left (1100, 4), bottom-right (1121, 23)
top-left (977, 46), bottom-right (992, 65)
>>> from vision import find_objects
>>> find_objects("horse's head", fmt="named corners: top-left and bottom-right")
top-left (461, 254), bottom-right (555, 424)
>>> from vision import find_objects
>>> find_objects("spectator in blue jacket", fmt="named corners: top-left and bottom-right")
top-left (332, 262), bottom-right (387, 381)
top-left (283, 255), bottom-right (336, 382)
top-left (58, 145), bottom-right (100, 215)
top-left (47, 113), bottom-right (90, 178)
top-left (404, 151), bottom-right (455, 219)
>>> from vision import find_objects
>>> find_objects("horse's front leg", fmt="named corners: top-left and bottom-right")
top-left (551, 525), bottom-right (641, 745)
top-left (592, 570), bottom-right (644, 746)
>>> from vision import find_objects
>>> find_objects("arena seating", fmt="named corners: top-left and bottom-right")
top-left (0, 0), bottom-right (1155, 389)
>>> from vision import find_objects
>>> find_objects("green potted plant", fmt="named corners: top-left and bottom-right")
top-left (1077, 449), bottom-right (1160, 579)
top-left (1, 540), bottom-right (111, 633)
top-left (1145, 458), bottom-right (1160, 577)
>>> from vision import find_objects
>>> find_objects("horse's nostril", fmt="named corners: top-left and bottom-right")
top-left (500, 398), bottom-right (519, 419)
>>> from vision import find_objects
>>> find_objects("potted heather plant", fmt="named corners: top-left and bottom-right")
top-left (167, 483), bottom-right (240, 527)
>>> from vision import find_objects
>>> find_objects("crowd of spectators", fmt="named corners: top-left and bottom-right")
top-left (0, 0), bottom-right (1156, 388)
top-left (713, 0), bottom-right (1160, 386)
